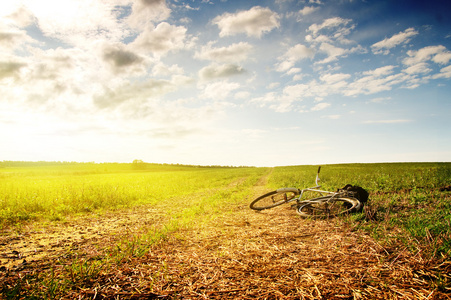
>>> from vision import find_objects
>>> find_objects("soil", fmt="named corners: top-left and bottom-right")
top-left (0, 207), bottom-right (167, 271)
top-left (1, 173), bottom-right (450, 299)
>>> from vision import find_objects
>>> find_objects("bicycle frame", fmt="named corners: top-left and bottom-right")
top-left (250, 166), bottom-right (362, 215)
top-left (277, 166), bottom-right (338, 205)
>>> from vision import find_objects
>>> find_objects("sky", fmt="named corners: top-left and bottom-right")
top-left (1, 0), bottom-right (451, 167)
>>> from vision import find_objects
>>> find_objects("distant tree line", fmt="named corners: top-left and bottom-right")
top-left (1, 160), bottom-right (255, 169)
top-left (0, 161), bottom-right (89, 168)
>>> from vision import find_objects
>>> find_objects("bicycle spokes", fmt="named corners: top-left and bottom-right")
top-left (271, 192), bottom-right (291, 203)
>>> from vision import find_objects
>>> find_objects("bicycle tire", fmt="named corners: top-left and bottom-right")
top-left (250, 188), bottom-right (300, 211)
top-left (296, 196), bottom-right (361, 218)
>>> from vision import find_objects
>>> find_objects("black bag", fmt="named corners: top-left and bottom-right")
top-left (338, 184), bottom-right (369, 204)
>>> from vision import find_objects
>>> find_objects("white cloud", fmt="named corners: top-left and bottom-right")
top-left (370, 96), bottom-right (391, 103)
top-left (308, 17), bottom-right (353, 39)
top-left (299, 6), bottom-right (319, 16)
top-left (404, 45), bottom-right (451, 66)
top-left (319, 73), bottom-right (351, 84)
top-left (345, 66), bottom-right (410, 96)
top-left (0, 3), bottom-right (24, 18)
top-left (249, 90), bottom-right (295, 113)
top-left (402, 62), bottom-right (432, 75)
top-left (249, 92), bottom-right (278, 108)
top-left (433, 65), bottom-right (451, 79)
top-left (0, 10), bottom-right (38, 53)
top-left (276, 60), bottom-right (294, 72)
top-left (25, 48), bottom-right (77, 81)
top-left (311, 102), bottom-right (330, 111)
top-left (267, 82), bottom-right (280, 89)
top-left (433, 50), bottom-right (451, 65)
top-left (0, 26), bottom-right (31, 51)
top-left (306, 17), bottom-right (364, 64)
top-left (363, 65), bottom-right (396, 77)
top-left (100, 42), bottom-right (147, 75)
top-left (250, 80), bottom-right (336, 113)
top-left (200, 81), bottom-right (240, 100)
top-left (152, 62), bottom-right (184, 77)
top-left (371, 28), bottom-right (418, 54)
top-left (171, 74), bottom-right (194, 86)
top-left (0, 60), bottom-right (27, 80)
top-left (93, 79), bottom-right (175, 109)
top-left (0, 4), bottom-right (36, 50)
top-left (285, 44), bottom-right (315, 61)
top-left (8, 6), bottom-right (35, 28)
top-left (287, 68), bottom-right (302, 75)
top-left (4, 47), bottom-right (105, 109)
top-left (22, 0), bottom-right (130, 45)
top-left (199, 63), bottom-right (246, 80)
top-left (130, 22), bottom-right (188, 57)
top-left (235, 91), bottom-right (251, 99)
top-left (317, 43), bottom-right (346, 63)
top-left (276, 43), bottom-right (314, 72)
top-left (364, 119), bottom-right (412, 124)
top-left (213, 6), bottom-right (280, 38)
top-left (126, 0), bottom-right (171, 30)
top-left (347, 74), bottom-right (408, 96)
top-left (322, 114), bottom-right (340, 119)
top-left (292, 74), bottom-right (304, 81)
top-left (282, 83), bottom-right (309, 99)
top-left (305, 34), bottom-right (330, 44)
top-left (195, 42), bottom-right (253, 63)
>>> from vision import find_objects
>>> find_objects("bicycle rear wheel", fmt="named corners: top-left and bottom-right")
top-left (297, 196), bottom-right (361, 218)
top-left (250, 188), bottom-right (299, 211)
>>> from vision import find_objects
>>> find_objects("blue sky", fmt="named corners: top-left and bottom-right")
top-left (1, 0), bottom-right (450, 167)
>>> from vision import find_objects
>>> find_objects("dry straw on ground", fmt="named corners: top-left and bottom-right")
top-left (70, 206), bottom-right (450, 299)
top-left (1, 183), bottom-right (450, 299)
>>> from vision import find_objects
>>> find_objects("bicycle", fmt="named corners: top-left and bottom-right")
top-left (250, 167), bottom-right (362, 217)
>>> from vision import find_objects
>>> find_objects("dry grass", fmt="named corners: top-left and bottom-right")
top-left (1, 171), bottom-right (450, 299)
top-left (56, 206), bottom-right (449, 299)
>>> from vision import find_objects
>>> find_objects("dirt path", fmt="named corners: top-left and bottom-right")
top-left (1, 171), bottom-right (448, 299)
top-left (0, 207), bottom-right (167, 271)
top-left (107, 204), bottom-right (439, 299)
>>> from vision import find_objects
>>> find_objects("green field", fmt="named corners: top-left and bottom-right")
top-left (269, 163), bottom-right (451, 255)
top-left (0, 161), bottom-right (267, 227)
top-left (1, 161), bottom-right (450, 298)
top-left (1, 162), bottom-right (450, 254)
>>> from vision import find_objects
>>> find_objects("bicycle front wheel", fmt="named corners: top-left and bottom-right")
top-left (250, 188), bottom-right (299, 211)
top-left (297, 196), bottom-right (361, 218)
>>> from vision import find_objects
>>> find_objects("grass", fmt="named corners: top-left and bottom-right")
top-left (0, 162), bottom-right (266, 227)
top-left (1, 162), bottom-right (268, 299)
top-left (1, 161), bottom-right (450, 298)
top-left (266, 163), bottom-right (451, 259)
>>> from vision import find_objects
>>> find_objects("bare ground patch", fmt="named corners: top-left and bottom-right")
top-left (0, 207), bottom-right (167, 271)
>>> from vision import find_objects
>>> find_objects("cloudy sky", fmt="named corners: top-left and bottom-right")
top-left (1, 0), bottom-right (450, 167)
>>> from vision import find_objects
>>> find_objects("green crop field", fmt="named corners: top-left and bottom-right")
top-left (1, 161), bottom-right (450, 298)
top-left (0, 162), bottom-right (267, 227)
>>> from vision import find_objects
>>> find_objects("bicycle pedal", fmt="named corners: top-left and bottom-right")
top-left (290, 204), bottom-right (298, 209)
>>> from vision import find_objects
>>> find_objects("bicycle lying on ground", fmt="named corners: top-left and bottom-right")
top-left (250, 167), bottom-right (366, 218)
